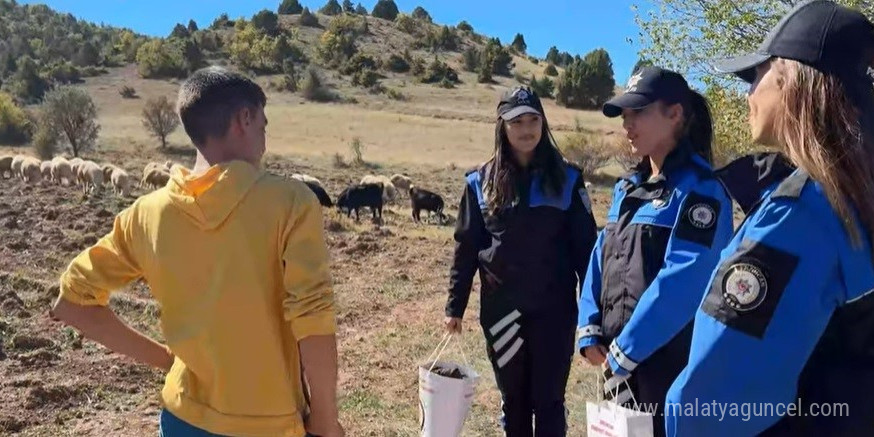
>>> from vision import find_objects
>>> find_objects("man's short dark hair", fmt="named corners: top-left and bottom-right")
top-left (176, 66), bottom-right (267, 147)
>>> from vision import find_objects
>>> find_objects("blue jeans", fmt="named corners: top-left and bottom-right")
top-left (159, 410), bottom-right (225, 437)
top-left (159, 409), bottom-right (317, 437)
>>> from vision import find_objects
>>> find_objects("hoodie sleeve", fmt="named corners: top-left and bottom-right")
top-left (282, 186), bottom-right (337, 340)
top-left (59, 206), bottom-right (143, 306)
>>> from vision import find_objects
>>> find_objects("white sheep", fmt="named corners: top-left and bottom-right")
top-left (11, 155), bottom-right (28, 179)
top-left (0, 155), bottom-right (12, 179)
top-left (50, 158), bottom-right (74, 186)
top-left (141, 162), bottom-right (165, 187)
top-left (78, 161), bottom-right (104, 194)
top-left (40, 160), bottom-right (52, 182)
top-left (390, 173), bottom-right (413, 192)
top-left (102, 163), bottom-right (118, 182)
top-left (143, 167), bottom-right (171, 190)
top-left (110, 167), bottom-right (133, 197)
top-left (20, 157), bottom-right (42, 184)
top-left (360, 174), bottom-right (398, 203)
top-left (291, 173), bottom-right (324, 188)
top-left (68, 158), bottom-right (85, 187)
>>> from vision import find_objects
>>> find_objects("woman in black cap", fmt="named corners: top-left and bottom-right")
top-left (666, 1), bottom-right (874, 436)
top-left (576, 66), bottom-right (735, 437)
top-left (443, 85), bottom-right (597, 436)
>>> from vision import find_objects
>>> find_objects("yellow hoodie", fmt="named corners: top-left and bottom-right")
top-left (58, 160), bottom-right (335, 437)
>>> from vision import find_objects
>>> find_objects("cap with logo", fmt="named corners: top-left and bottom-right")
top-left (602, 66), bottom-right (692, 118)
top-left (712, 0), bottom-right (874, 84)
top-left (497, 86), bottom-right (545, 121)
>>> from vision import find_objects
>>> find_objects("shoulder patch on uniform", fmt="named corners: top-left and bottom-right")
top-left (674, 191), bottom-right (721, 247)
top-left (701, 239), bottom-right (800, 339)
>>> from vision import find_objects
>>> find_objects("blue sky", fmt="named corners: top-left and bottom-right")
top-left (21, 0), bottom-right (646, 82)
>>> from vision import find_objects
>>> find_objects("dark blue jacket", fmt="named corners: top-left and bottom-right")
top-left (577, 144), bottom-right (734, 376)
top-left (665, 153), bottom-right (874, 436)
top-left (445, 160), bottom-right (598, 318)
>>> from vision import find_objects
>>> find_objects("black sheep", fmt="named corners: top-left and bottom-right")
top-left (336, 183), bottom-right (383, 220)
top-left (303, 181), bottom-right (333, 207)
top-left (410, 186), bottom-right (445, 223)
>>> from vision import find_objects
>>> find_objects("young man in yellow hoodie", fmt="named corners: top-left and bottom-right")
top-left (50, 66), bottom-right (344, 437)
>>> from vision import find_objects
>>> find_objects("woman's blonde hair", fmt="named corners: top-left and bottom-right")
top-left (776, 58), bottom-right (874, 248)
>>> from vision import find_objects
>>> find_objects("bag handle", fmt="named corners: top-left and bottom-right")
top-left (599, 367), bottom-right (641, 409)
top-left (425, 332), bottom-right (472, 372)
top-left (426, 333), bottom-right (453, 372)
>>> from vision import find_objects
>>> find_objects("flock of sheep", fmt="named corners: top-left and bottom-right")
top-left (292, 172), bottom-right (447, 223)
top-left (0, 154), bottom-right (178, 197)
top-left (0, 153), bottom-right (447, 224)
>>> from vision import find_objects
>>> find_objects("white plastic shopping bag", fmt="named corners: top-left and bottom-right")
top-left (418, 333), bottom-right (480, 437)
top-left (585, 373), bottom-right (654, 437)
top-left (586, 400), bottom-right (654, 437)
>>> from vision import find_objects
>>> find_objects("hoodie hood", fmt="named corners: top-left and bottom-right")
top-left (166, 160), bottom-right (264, 230)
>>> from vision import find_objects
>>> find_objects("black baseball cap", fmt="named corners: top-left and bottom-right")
top-left (713, 0), bottom-right (874, 83)
top-left (497, 86), bottom-right (545, 121)
top-left (602, 66), bottom-right (691, 118)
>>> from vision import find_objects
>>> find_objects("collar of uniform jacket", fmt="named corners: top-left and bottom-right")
top-left (620, 140), bottom-right (701, 189)
top-left (715, 152), bottom-right (797, 214)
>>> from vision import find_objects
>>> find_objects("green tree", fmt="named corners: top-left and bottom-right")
top-left (544, 64), bottom-right (558, 76)
top-left (457, 20), bottom-right (473, 32)
top-left (300, 7), bottom-right (319, 26)
top-left (0, 91), bottom-right (31, 144)
top-left (211, 13), bottom-right (231, 28)
top-left (477, 55), bottom-right (493, 83)
top-left (395, 14), bottom-right (417, 34)
top-left (483, 37), bottom-right (512, 76)
top-left (187, 19), bottom-right (199, 32)
top-left (42, 86), bottom-right (100, 157)
top-left (141, 95), bottom-right (180, 148)
top-left (278, 0), bottom-right (304, 14)
top-left (529, 74), bottom-right (554, 99)
top-left (170, 23), bottom-right (190, 39)
top-left (632, 0), bottom-right (874, 160)
top-left (136, 39), bottom-right (186, 79)
top-left (546, 46), bottom-right (560, 64)
top-left (180, 38), bottom-right (205, 73)
top-left (355, 3), bottom-right (368, 15)
top-left (582, 48), bottom-right (615, 108)
top-left (320, 0), bottom-right (343, 16)
top-left (462, 47), bottom-right (480, 72)
top-left (252, 9), bottom-right (280, 35)
top-left (384, 54), bottom-right (410, 73)
top-left (435, 26), bottom-right (458, 51)
top-left (343, 0), bottom-right (355, 13)
top-left (73, 41), bottom-right (101, 67)
top-left (412, 6), bottom-right (432, 22)
top-left (371, 0), bottom-right (399, 20)
top-left (511, 33), bottom-right (527, 54)
top-left (4, 56), bottom-right (49, 102)
top-left (556, 48), bottom-right (615, 110)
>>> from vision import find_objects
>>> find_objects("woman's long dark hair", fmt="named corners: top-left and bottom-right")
top-left (680, 90), bottom-right (714, 164)
top-left (633, 89), bottom-right (715, 175)
top-left (483, 117), bottom-right (566, 213)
